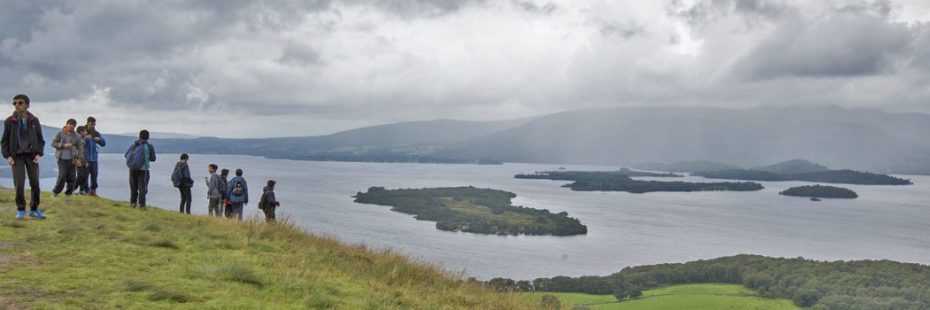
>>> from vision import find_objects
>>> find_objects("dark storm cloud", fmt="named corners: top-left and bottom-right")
top-left (732, 8), bottom-right (914, 80)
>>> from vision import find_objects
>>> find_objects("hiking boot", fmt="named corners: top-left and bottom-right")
top-left (53, 191), bottom-right (60, 197)
top-left (30, 209), bottom-right (46, 220)
top-left (89, 189), bottom-right (97, 196)
top-left (130, 203), bottom-right (137, 209)
top-left (77, 191), bottom-right (87, 196)
top-left (16, 210), bottom-right (26, 220)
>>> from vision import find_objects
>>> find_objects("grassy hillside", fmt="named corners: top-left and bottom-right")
top-left (523, 284), bottom-right (798, 309)
top-left (0, 190), bottom-right (530, 309)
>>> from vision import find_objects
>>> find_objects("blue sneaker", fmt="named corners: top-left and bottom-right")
top-left (29, 209), bottom-right (46, 220)
top-left (16, 210), bottom-right (26, 220)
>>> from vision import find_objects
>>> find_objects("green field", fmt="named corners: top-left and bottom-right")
top-left (523, 284), bottom-right (799, 309)
top-left (0, 189), bottom-right (531, 309)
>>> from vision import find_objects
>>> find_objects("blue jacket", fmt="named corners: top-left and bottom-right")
top-left (85, 131), bottom-right (106, 162)
top-left (227, 176), bottom-right (249, 204)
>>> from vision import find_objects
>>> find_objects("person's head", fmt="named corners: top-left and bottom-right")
top-left (77, 125), bottom-right (87, 136)
top-left (179, 153), bottom-right (189, 162)
top-left (12, 94), bottom-right (29, 113)
top-left (266, 180), bottom-right (276, 189)
top-left (86, 116), bottom-right (96, 131)
top-left (139, 129), bottom-right (150, 140)
top-left (208, 164), bottom-right (218, 173)
top-left (220, 168), bottom-right (229, 177)
top-left (235, 169), bottom-right (243, 177)
top-left (64, 119), bottom-right (77, 133)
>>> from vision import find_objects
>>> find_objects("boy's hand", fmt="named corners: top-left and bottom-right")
top-left (7, 157), bottom-right (14, 165)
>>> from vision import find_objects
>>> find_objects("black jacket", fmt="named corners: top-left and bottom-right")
top-left (1, 112), bottom-right (45, 158)
top-left (172, 162), bottom-right (194, 188)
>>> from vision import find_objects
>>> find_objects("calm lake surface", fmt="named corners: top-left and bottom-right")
top-left (4, 153), bottom-right (929, 280)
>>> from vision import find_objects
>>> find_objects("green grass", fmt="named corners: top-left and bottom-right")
top-left (0, 189), bottom-right (532, 309)
top-left (523, 284), bottom-right (800, 310)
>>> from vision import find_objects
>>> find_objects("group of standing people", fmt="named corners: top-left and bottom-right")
top-left (50, 117), bottom-right (106, 198)
top-left (3, 94), bottom-right (281, 223)
top-left (171, 157), bottom-right (280, 222)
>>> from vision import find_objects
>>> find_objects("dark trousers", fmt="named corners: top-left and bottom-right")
top-left (79, 161), bottom-right (97, 193)
top-left (129, 170), bottom-right (150, 207)
top-left (87, 161), bottom-right (99, 190)
top-left (53, 159), bottom-right (77, 195)
top-left (178, 187), bottom-right (192, 214)
top-left (12, 154), bottom-right (41, 211)
top-left (231, 203), bottom-right (244, 221)
top-left (263, 209), bottom-right (276, 223)
top-left (208, 198), bottom-right (222, 217)
top-left (224, 201), bottom-right (233, 218)
top-left (76, 165), bottom-right (87, 193)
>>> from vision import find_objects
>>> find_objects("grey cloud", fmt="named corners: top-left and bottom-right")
top-left (279, 41), bottom-right (323, 66)
top-left (673, 0), bottom-right (796, 26)
top-left (732, 10), bottom-right (914, 80)
top-left (512, 1), bottom-right (557, 15)
top-left (599, 21), bottom-right (648, 39)
top-left (350, 0), bottom-right (486, 18)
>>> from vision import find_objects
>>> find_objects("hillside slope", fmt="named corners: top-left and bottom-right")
top-left (0, 190), bottom-right (529, 309)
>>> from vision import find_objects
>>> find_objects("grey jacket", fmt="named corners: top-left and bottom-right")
top-left (206, 173), bottom-right (223, 199)
top-left (52, 130), bottom-right (85, 163)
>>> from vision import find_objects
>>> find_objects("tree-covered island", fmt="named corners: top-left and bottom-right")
top-left (779, 185), bottom-right (858, 199)
top-left (353, 186), bottom-right (587, 236)
top-left (515, 170), bottom-right (762, 193)
top-left (694, 169), bottom-right (912, 185)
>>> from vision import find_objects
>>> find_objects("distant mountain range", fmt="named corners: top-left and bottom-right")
top-left (63, 105), bottom-right (930, 175)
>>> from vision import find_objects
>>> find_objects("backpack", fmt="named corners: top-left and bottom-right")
top-left (232, 180), bottom-right (244, 196)
top-left (171, 165), bottom-right (182, 187)
top-left (258, 191), bottom-right (268, 210)
top-left (125, 143), bottom-right (148, 170)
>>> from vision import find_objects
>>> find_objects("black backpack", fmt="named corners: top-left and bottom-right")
top-left (232, 180), bottom-right (244, 196)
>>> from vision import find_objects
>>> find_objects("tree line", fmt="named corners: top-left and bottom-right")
top-left (488, 254), bottom-right (930, 309)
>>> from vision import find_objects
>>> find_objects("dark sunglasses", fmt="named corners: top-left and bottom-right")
top-left (12, 101), bottom-right (27, 106)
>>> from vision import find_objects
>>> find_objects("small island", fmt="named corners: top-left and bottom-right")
top-left (565, 179), bottom-right (763, 193)
top-left (353, 186), bottom-right (587, 236)
top-left (694, 169), bottom-right (912, 185)
top-left (515, 170), bottom-right (762, 193)
top-left (779, 185), bottom-right (858, 199)
top-left (516, 169), bottom-right (682, 180)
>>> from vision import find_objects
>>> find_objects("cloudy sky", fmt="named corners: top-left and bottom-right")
top-left (1, 0), bottom-right (929, 138)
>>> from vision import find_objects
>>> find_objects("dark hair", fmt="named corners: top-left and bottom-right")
top-left (139, 130), bottom-right (150, 140)
top-left (235, 169), bottom-right (243, 176)
top-left (86, 116), bottom-right (96, 124)
top-left (180, 153), bottom-right (189, 160)
top-left (13, 94), bottom-right (29, 105)
top-left (267, 180), bottom-right (276, 188)
top-left (220, 168), bottom-right (229, 176)
top-left (209, 164), bottom-right (218, 170)
top-left (76, 125), bottom-right (87, 133)
top-left (66, 118), bottom-right (77, 126)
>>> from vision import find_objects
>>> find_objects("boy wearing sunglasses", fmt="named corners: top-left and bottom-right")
top-left (1, 94), bottom-right (47, 220)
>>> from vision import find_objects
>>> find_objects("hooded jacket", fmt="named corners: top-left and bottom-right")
top-left (227, 176), bottom-right (248, 204)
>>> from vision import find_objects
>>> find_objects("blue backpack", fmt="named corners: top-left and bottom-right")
top-left (126, 143), bottom-right (148, 170)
